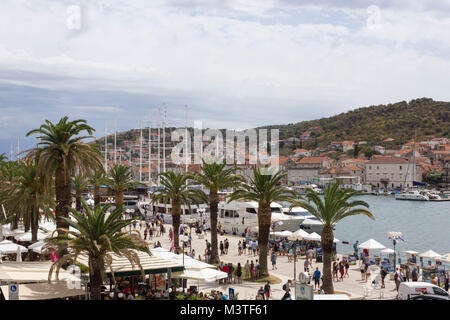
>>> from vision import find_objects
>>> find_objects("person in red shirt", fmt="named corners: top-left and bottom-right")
top-left (223, 264), bottom-right (229, 284)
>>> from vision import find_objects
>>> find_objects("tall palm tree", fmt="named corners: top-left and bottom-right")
top-left (151, 171), bottom-right (201, 251)
top-left (0, 159), bottom-right (54, 242)
top-left (290, 182), bottom-right (374, 294)
top-left (106, 164), bottom-right (137, 208)
top-left (228, 166), bottom-right (298, 276)
top-left (89, 169), bottom-right (107, 207)
top-left (189, 160), bottom-right (243, 264)
top-left (0, 153), bottom-right (7, 162)
top-left (72, 174), bottom-right (89, 212)
top-left (46, 200), bottom-right (149, 300)
top-left (26, 117), bottom-right (103, 233)
top-left (0, 161), bottom-right (23, 229)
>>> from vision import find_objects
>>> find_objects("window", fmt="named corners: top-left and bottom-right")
top-left (246, 208), bottom-right (257, 214)
top-left (432, 287), bottom-right (449, 296)
top-left (399, 166), bottom-right (402, 170)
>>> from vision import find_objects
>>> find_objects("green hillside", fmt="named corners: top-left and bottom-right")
top-left (260, 98), bottom-right (450, 150)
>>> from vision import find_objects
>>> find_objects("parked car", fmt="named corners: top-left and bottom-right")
top-left (397, 282), bottom-right (449, 300)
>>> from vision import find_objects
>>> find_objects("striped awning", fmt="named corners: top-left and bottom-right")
top-left (76, 250), bottom-right (184, 277)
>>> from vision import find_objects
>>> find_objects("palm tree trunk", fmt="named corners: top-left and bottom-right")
top-left (258, 203), bottom-right (271, 277)
top-left (115, 190), bottom-right (123, 209)
top-left (321, 225), bottom-right (334, 294)
top-left (31, 205), bottom-right (39, 243)
top-left (75, 191), bottom-right (82, 212)
top-left (94, 186), bottom-right (100, 207)
top-left (172, 199), bottom-right (181, 251)
top-left (55, 166), bottom-right (71, 231)
top-left (89, 256), bottom-right (104, 300)
top-left (209, 191), bottom-right (219, 264)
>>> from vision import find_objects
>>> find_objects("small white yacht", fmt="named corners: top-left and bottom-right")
top-left (395, 189), bottom-right (429, 201)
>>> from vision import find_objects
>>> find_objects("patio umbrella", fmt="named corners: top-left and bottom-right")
top-left (272, 230), bottom-right (293, 237)
top-left (28, 240), bottom-right (50, 254)
top-left (437, 253), bottom-right (450, 263)
top-left (287, 229), bottom-right (310, 241)
top-left (358, 239), bottom-right (386, 250)
top-left (333, 237), bottom-right (340, 243)
top-left (403, 250), bottom-right (419, 255)
top-left (419, 249), bottom-right (441, 260)
top-left (381, 248), bottom-right (395, 254)
top-left (0, 240), bottom-right (28, 254)
top-left (14, 231), bottom-right (48, 242)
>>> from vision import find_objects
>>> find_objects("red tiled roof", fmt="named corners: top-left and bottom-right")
top-left (366, 157), bottom-right (409, 164)
top-left (345, 165), bottom-right (363, 171)
top-left (298, 156), bottom-right (328, 164)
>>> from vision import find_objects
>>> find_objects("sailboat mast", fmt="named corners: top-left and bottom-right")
top-left (139, 119), bottom-right (143, 183)
top-left (17, 136), bottom-right (20, 161)
top-left (413, 129), bottom-right (416, 182)
top-left (157, 106), bottom-right (161, 185)
top-left (163, 103), bottom-right (166, 174)
top-left (149, 107), bottom-right (152, 183)
top-left (114, 117), bottom-right (117, 164)
top-left (105, 120), bottom-right (108, 172)
top-left (185, 104), bottom-right (188, 173)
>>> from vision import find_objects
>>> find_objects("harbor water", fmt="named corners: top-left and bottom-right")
top-left (333, 195), bottom-right (450, 256)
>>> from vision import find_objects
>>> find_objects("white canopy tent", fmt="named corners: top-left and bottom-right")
top-left (381, 248), bottom-right (395, 254)
top-left (304, 232), bottom-right (321, 242)
top-left (419, 250), bottom-right (441, 260)
top-left (359, 239), bottom-right (386, 250)
top-left (0, 240), bottom-right (28, 255)
top-left (172, 268), bottom-right (227, 282)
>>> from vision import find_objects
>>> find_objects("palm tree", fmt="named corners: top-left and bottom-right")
top-left (0, 159), bottom-right (54, 242)
top-left (106, 164), bottom-right (137, 208)
top-left (46, 200), bottom-right (149, 300)
top-left (26, 117), bottom-right (103, 233)
top-left (228, 166), bottom-right (298, 276)
top-left (189, 160), bottom-right (243, 264)
top-left (89, 169), bottom-right (107, 207)
top-left (151, 171), bottom-right (201, 251)
top-left (0, 153), bottom-right (7, 162)
top-left (0, 161), bottom-right (23, 229)
top-left (290, 182), bottom-right (374, 294)
top-left (72, 174), bottom-right (89, 212)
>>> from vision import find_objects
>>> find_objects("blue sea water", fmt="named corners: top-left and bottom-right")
top-left (333, 195), bottom-right (450, 257)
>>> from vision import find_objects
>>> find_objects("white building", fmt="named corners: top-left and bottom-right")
top-left (365, 157), bottom-right (422, 189)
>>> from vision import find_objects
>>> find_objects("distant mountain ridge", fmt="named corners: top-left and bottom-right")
top-left (97, 98), bottom-right (450, 153)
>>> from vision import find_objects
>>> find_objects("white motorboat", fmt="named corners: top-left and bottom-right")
top-left (395, 190), bottom-right (429, 201)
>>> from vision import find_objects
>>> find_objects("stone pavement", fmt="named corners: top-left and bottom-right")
top-left (142, 223), bottom-right (400, 300)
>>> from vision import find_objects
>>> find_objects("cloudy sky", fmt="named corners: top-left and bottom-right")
top-left (1, 0), bottom-right (450, 156)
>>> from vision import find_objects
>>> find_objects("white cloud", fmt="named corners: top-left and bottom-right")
top-left (0, 0), bottom-right (449, 151)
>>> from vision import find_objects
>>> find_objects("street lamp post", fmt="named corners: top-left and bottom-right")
top-left (294, 242), bottom-right (297, 281)
top-left (393, 239), bottom-right (397, 271)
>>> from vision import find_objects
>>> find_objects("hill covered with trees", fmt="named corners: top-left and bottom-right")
top-left (260, 98), bottom-right (450, 150)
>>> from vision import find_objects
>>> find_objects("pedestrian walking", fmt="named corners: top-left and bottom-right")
top-left (237, 263), bottom-right (242, 284)
top-left (313, 267), bottom-right (321, 289)
top-left (281, 280), bottom-right (292, 300)
top-left (344, 260), bottom-right (350, 278)
top-left (339, 262), bottom-right (345, 281)
top-left (271, 252), bottom-right (277, 270)
top-left (264, 281), bottom-right (271, 300)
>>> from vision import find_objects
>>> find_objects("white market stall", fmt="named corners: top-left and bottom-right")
top-left (358, 239), bottom-right (386, 264)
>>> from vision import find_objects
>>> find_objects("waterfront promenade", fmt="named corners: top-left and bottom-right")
top-left (142, 223), bottom-right (399, 300)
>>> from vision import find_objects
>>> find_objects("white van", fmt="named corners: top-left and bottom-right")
top-left (397, 282), bottom-right (449, 300)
